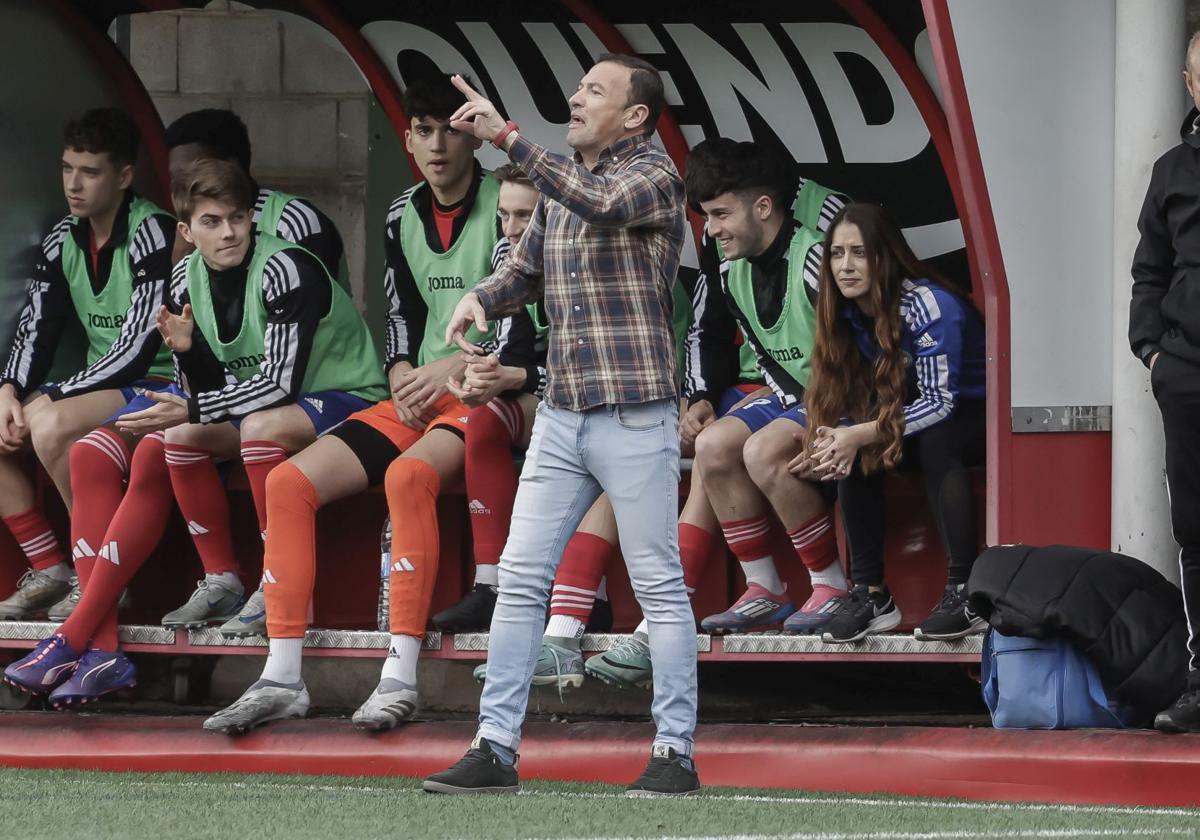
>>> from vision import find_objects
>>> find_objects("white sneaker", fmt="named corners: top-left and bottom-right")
top-left (351, 679), bottom-right (418, 730)
top-left (203, 680), bottom-right (309, 735)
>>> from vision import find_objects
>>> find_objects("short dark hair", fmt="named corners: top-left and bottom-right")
top-left (493, 163), bottom-right (533, 189)
top-left (164, 109), bottom-right (252, 172)
top-left (172, 158), bottom-right (256, 223)
top-left (403, 73), bottom-right (469, 123)
top-left (63, 108), bottom-right (139, 168)
top-left (594, 53), bottom-right (664, 136)
top-left (684, 138), bottom-right (791, 213)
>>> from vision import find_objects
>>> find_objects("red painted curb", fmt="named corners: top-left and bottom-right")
top-left (1, 713), bottom-right (1198, 807)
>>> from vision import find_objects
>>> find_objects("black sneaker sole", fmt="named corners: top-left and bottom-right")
top-left (913, 619), bottom-right (987, 642)
top-left (822, 609), bottom-right (903, 644)
top-left (421, 780), bottom-right (519, 795)
top-left (626, 786), bottom-right (700, 797)
top-left (1154, 714), bottom-right (1200, 734)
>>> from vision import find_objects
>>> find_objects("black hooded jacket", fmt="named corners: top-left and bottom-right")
top-left (968, 544), bottom-right (1187, 717)
top-left (1130, 107), bottom-right (1200, 367)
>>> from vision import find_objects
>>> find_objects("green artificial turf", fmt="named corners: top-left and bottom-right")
top-left (0, 768), bottom-right (1192, 840)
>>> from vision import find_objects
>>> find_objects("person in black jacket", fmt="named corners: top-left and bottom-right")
top-left (1130, 31), bottom-right (1200, 733)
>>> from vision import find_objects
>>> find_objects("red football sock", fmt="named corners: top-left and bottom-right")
top-left (60, 433), bottom-right (172, 652)
top-left (787, 513), bottom-right (839, 572)
top-left (3, 508), bottom-right (64, 571)
top-left (239, 440), bottom-right (287, 536)
top-left (68, 428), bottom-right (130, 592)
top-left (678, 523), bottom-right (714, 595)
top-left (549, 532), bottom-right (615, 620)
top-left (464, 399), bottom-right (525, 570)
top-left (719, 515), bottom-right (772, 564)
top-left (166, 443), bottom-right (238, 575)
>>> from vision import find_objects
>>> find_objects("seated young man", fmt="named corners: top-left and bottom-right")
top-left (2, 158), bottom-right (385, 706)
top-left (164, 108), bottom-right (348, 288)
top-left (685, 139), bottom-right (852, 636)
top-left (0, 108), bottom-right (177, 620)
top-left (202, 74), bottom-right (505, 734)
top-left (431, 163), bottom-right (548, 631)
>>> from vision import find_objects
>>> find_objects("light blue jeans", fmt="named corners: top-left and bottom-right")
top-left (477, 398), bottom-right (697, 757)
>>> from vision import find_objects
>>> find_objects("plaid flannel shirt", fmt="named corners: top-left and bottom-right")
top-left (473, 133), bottom-right (686, 410)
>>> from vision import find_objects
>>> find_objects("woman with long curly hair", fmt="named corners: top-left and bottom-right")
top-left (793, 203), bottom-right (986, 644)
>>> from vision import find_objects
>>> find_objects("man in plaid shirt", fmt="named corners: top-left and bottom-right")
top-left (423, 55), bottom-right (699, 798)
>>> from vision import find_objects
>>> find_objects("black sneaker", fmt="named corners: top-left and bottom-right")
top-left (914, 583), bottom-right (987, 641)
top-left (432, 584), bottom-right (498, 632)
top-left (586, 598), bottom-right (614, 633)
top-left (422, 737), bottom-right (519, 794)
top-left (1154, 689), bottom-right (1200, 734)
top-left (625, 745), bottom-right (700, 797)
top-left (821, 585), bottom-right (902, 644)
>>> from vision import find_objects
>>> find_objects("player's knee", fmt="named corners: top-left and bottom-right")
top-left (465, 403), bottom-right (510, 452)
top-left (694, 421), bottom-right (743, 476)
top-left (743, 426), bottom-right (791, 485)
top-left (237, 411), bottom-right (273, 442)
top-left (384, 457), bottom-right (440, 502)
top-left (163, 423), bottom-right (206, 447)
top-left (28, 403), bottom-right (72, 456)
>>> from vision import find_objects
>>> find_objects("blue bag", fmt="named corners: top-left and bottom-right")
top-left (981, 629), bottom-right (1141, 729)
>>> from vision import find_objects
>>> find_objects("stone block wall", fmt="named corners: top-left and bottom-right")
top-left (127, 1), bottom-right (371, 306)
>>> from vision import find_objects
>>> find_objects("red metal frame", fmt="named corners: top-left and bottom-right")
top-left (52, 0), bottom-right (171, 203)
top-left (921, 0), bottom-right (1014, 545)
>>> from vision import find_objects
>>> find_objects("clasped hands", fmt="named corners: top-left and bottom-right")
top-left (787, 424), bottom-right (866, 481)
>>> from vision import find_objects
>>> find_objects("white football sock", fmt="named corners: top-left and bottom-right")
top-left (260, 637), bottom-right (303, 684)
top-left (545, 614), bottom-right (586, 639)
top-left (474, 564), bottom-right (499, 588)
top-left (380, 634), bottom-right (421, 686)
top-left (741, 557), bottom-right (784, 594)
top-left (809, 562), bottom-right (847, 590)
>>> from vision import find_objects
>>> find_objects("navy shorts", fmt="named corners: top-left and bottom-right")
top-left (104, 379), bottom-right (183, 426)
top-left (716, 384), bottom-right (763, 417)
top-left (284, 390), bottom-right (374, 437)
top-left (724, 392), bottom-right (810, 434)
top-left (108, 384), bottom-right (371, 437)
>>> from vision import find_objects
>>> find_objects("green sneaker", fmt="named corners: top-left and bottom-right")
top-left (473, 637), bottom-right (584, 692)
top-left (0, 569), bottom-right (72, 620)
top-left (585, 632), bottom-right (653, 689)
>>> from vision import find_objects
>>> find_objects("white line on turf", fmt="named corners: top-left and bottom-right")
top-left (67, 779), bottom-right (1200, 820)
top-left (522, 832), bottom-right (1195, 840)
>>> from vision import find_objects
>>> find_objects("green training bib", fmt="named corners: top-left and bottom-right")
top-left (257, 189), bottom-right (350, 293)
top-left (185, 234), bottom-right (386, 402)
top-left (399, 177), bottom-right (501, 365)
top-left (59, 196), bottom-right (174, 378)
top-left (723, 225), bottom-right (822, 389)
